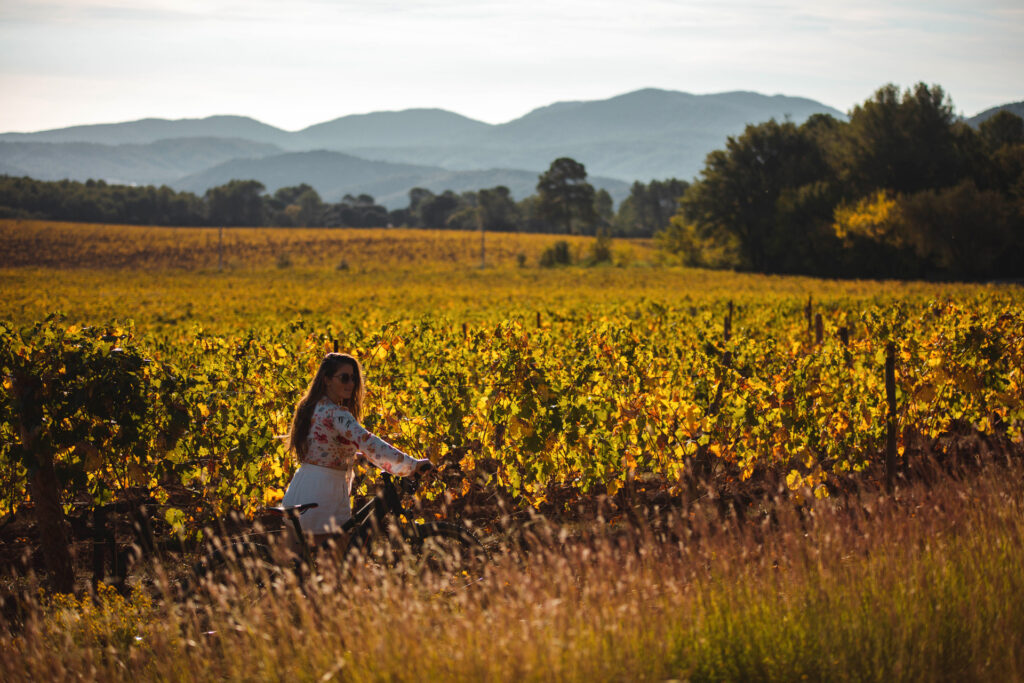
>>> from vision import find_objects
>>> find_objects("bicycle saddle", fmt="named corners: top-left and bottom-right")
top-left (265, 502), bottom-right (319, 515)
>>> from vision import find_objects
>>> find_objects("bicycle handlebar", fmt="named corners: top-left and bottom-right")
top-left (392, 466), bottom-right (434, 496)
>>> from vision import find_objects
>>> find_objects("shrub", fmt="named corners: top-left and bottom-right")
top-left (539, 241), bottom-right (572, 267)
top-left (586, 230), bottom-right (613, 266)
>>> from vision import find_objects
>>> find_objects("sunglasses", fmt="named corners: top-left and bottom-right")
top-left (331, 372), bottom-right (356, 384)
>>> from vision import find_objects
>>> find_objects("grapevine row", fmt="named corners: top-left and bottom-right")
top-left (1, 294), bottom-right (1022, 532)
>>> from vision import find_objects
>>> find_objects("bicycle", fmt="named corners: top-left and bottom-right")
top-left (190, 471), bottom-right (489, 597)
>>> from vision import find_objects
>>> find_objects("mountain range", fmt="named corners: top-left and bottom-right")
top-left (967, 101), bottom-right (1024, 126)
top-left (5, 88), bottom-right (1010, 209)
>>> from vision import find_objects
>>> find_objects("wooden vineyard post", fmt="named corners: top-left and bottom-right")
top-left (805, 295), bottom-right (813, 339)
top-left (333, 339), bottom-right (338, 353)
top-left (218, 226), bottom-right (224, 271)
top-left (885, 342), bottom-right (898, 490)
top-left (92, 505), bottom-right (108, 589)
top-left (839, 326), bottom-right (852, 368)
top-left (815, 314), bottom-right (823, 345)
top-left (537, 311), bottom-right (542, 329)
top-left (724, 300), bottom-right (733, 342)
top-left (478, 210), bottom-right (486, 269)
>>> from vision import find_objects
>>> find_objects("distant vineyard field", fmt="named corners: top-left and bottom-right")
top-left (1, 222), bottom-right (1022, 531)
top-left (0, 218), bottom-right (656, 270)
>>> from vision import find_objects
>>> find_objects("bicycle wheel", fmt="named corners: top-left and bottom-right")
top-left (341, 519), bottom-right (412, 570)
top-left (185, 540), bottom-right (285, 601)
top-left (411, 522), bottom-right (490, 590)
top-left (341, 520), bottom-right (488, 590)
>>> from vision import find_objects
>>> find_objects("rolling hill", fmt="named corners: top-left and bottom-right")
top-left (967, 101), bottom-right (1024, 127)
top-left (0, 89), bottom-right (848, 187)
top-left (16, 89), bottom-right (1020, 208)
top-left (0, 138), bottom-right (283, 186)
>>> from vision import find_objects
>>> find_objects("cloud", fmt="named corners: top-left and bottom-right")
top-left (0, 0), bottom-right (1020, 131)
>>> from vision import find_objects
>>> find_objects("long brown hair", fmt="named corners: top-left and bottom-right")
top-left (289, 353), bottom-right (365, 458)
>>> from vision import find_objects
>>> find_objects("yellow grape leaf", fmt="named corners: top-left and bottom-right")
top-left (74, 441), bottom-right (102, 472)
top-left (544, 432), bottom-right (559, 452)
top-left (128, 463), bottom-right (148, 486)
top-left (606, 478), bottom-right (623, 497)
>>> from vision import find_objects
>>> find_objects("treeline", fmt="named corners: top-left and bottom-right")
top-left (659, 83), bottom-right (1024, 280)
top-left (0, 164), bottom-right (681, 238)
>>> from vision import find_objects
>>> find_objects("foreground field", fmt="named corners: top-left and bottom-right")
top-left (3, 463), bottom-right (1023, 681)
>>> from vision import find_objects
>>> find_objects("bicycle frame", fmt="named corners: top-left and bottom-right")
top-left (201, 471), bottom-right (486, 595)
top-left (274, 472), bottom-right (418, 568)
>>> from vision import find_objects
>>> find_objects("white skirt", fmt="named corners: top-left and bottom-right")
top-left (281, 463), bottom-right (353, 534)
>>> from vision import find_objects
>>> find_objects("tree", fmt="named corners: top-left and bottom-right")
top-left (613, 179), bottom-right (688, 237)
top-left (420, 191), bottom-right (461, 228)
top-left (593, 189), bottom-right (614, 231)
top-left (839, 83), bottom-right (968, 196)
top-left (268, 184), bottom-right (324, 226)
top-left (478, 186), bottom-right (520, 232)
top-left (978, 110), bottom-right (1024, 152)
top-left (977, 112), bottom-right (1024, 197)
top-left (536, 158), bottom-right (597, 234)
top-left (898, 181), bottom-right (1024, 279)
top-left (205, 179), bottom-right (266, 226)
top-left (294, 188), bottom-right (325, 226)
top-left (679, 119), bottom-right (828, 271)
top-left (515, 195), bottom-right (550, 233)
top-left (407, 187), bottom-right (436, 227)
top-left (325, 194), bottom-right (388, 227)
top-left (271, 183), bottom-right (317, 207)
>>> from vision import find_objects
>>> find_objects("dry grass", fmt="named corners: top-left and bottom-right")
top-left (3, 462), bottom-right (1023, 681)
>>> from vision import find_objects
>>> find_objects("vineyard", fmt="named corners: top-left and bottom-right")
top-left (2, 220), bottom-right (1021, 537)
top-left (0, 218), bottom-right (650, 271)
top-left (3, 220), bottom-right (1024, 679)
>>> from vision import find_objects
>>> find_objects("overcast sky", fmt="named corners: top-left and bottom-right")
top-left (1, 0), bottom-right (1021, 133)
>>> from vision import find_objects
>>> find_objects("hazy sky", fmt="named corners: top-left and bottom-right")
top-left (1, 0), bottom-right (1021, 133)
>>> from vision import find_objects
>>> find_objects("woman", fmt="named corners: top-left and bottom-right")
top-left (282, 352), bottom-right (431, 541)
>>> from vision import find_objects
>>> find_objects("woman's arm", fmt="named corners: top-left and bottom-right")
top-left (329, 405), bottom-right (428, 476)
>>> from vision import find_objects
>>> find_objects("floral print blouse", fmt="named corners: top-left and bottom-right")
top-left (302, 397), bottom-right (423, 476)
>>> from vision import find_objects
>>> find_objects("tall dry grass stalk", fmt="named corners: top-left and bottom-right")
top-left (3, 462), bottom-right (1024, 681)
